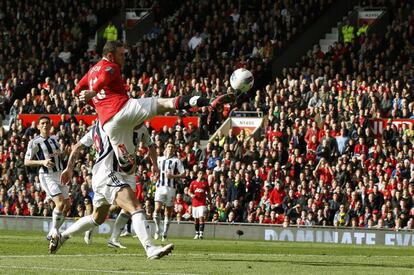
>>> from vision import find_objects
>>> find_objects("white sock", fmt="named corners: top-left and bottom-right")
top-left (62, 215), bottom-right (99, 238)
top-left (56, 211), bottom-right (66, 229)
top-left (51, 209), bottom-right (63, 234)
top-left (163, 217), bottom-right (170, 237)
top-left (132, 210), bottom-right (153, 250)
top-left (111, 210), bottom-right (131, 242)
top-left (153, 212), bottom-right (161, 234)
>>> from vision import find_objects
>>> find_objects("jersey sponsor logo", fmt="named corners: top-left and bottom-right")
top-left (195, 188), bottom-right (205, 193)
top-left (105, 66), bottom-right (114, 74)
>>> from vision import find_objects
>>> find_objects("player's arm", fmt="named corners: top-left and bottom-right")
top-left (188, 183), bottom-right (195, 198)
top-left (75, 74), bottom-right (97, 105)
top-left (136, 125), bottom-right (159, 173)
top-left (61, 129), bottom-right (93, 184)
top-left (24, 140), bottom-right (54, 168)
top-left (74, 73), bottom-right (90, 94)
top-left (206, 184), bottom-right (212, 202)
top-left (77, 65), bottom-right (117, 102)
top-left (174, 160), bottom-right (186, 179)
top-left (148, 144), bottom-right (159, 174)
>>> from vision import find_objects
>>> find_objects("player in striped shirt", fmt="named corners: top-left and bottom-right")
top-left (49, 122), bottom-right (173, 259)
top-left (24, 116), bottom-right (68, 240)
top-left (153, 142), bottom-right (185, 241)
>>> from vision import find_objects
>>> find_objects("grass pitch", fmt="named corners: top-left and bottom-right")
top-left (0, 230), bottom-right (414, 274)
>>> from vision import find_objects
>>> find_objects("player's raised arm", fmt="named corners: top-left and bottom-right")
top-left (135, 124), bottom-right (159, 173)
top-left (61, 141), bottom-right (88, 184)
top-left (148, 144), bottom-right (159, 174)
top-left (74, 73), bottom-right (90, 94)
top-left (61, 128), bottom-right (93, 184)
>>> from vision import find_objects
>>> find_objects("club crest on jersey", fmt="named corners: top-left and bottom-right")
top-left (105, 66), bottom-right (114, 74)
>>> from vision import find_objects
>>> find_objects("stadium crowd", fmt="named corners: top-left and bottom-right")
top-left (1, 0), bottom-right (414, 232)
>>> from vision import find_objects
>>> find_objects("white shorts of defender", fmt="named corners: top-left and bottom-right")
top-left (192, 206), bottom-right (207, 219)
top-left (39, 171), bottom-right (69, 199)
top-left (92, 170), bottom-right (136, 208)
top-left (154, 186), bottom-right (176, 207)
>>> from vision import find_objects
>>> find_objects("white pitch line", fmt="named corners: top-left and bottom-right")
top-left (0, 265), bottom-right (200, 275)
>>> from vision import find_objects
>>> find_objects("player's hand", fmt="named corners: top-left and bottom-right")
top-left (166, 170), bottom-right (174, 179)
top-left (79, 90), bottom-right (97, 102)
top-left (61, 169), bottom-right (73, 185)
top-left (43, 159), bottom-right (55, 168)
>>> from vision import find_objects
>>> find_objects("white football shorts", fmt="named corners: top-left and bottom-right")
top-left (154, 186), bottom-right (176, 207)
top-left (92, 170), bottom-right (136, 207)
top-left (192, 206), bottom-right (207, 219)
top-left (39, 171), bottom-right (69, 199)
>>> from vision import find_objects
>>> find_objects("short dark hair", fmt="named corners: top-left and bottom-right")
top-left (102, 41), bottom-right (123, 56)
top-left (37, 115), bottom-right (51, 124)
top-left (166, 142), bottom-right (175, 147)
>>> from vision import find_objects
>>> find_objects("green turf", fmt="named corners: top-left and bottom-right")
top-left (0, 230), bottom-right (414, 275)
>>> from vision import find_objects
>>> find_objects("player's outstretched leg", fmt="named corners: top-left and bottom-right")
top-left (49, 205), bottom-right (109, 254)
top-left (172, 94), bottom-right (236, 110)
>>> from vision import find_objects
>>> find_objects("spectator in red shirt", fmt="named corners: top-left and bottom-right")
top-left (269, 182), bottom-right (286, 213)
top-left (174, 193), bottom-right (188, 220)
top-left (354, 137), bottom-right (368, 157)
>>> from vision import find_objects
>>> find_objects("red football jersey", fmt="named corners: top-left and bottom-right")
top-left (75, 59), bottom-right (129, 125)
top-left (190, 180), bottom-right (209, 207)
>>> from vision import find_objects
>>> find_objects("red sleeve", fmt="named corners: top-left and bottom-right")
top-left (75, 73), bottom-right (90, 94)
top-left (269, 190), bottom-right (275, 205)
top-left (92, 65), bottom-right (117, 92)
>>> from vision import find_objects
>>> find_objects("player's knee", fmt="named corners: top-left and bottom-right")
top-left (92, 212), bottom-right (106, 225)
top-left (157, 98), bottom-right (174, 113)
top-left (54, 198), bottom-right (65, 211)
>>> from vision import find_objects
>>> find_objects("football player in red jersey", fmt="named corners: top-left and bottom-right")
top-left (75, 41), bottom-right (232, 252)
top-left (76, 41), bottom-right (233, 175)
top-left (189, 170), bottom-right (211, 239)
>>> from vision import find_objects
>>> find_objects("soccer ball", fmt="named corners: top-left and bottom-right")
top-left (230, 68), bottom-right (254, 93)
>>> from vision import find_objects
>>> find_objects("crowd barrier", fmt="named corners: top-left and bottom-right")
top-left (1, 216), bottom-right (413, 247)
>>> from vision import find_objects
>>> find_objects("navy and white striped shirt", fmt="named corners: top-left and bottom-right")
top-left (156, 156), bottom-right (184, 189)
top-left (25, 135), bottom-right (64, 174)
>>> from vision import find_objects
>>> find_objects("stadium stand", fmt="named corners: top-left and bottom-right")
top-left (0, 0), bottom-right (414, 232)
